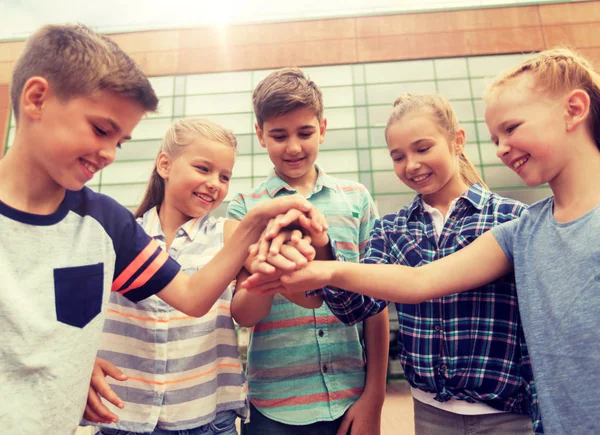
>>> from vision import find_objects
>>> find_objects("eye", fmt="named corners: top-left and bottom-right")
top-left (195, 165), bottom-right (209, 172)
top-left (299, 133), bottom-right (313, 139)
top-left (417, 147), bottom-right (431, 154)
top-left (272, 136), bottom-right (286, 141)
top-left (93, 125), bottom-right (107, 136)
top-left (506, 123), bottom-right (520, 134)
top-left (392, 155), bottom-right (404, 162)
top-left (220, 175), bottom-right (230, 182)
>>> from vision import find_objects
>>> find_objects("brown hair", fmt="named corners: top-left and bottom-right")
top-left (252, 67), bottom-right (323, 128)
top-left (11, 23), bottom-right (158, 120)
top-left (485, 47), bottom-right (600, 151)
top-left (385, 93), bottom-right (487, 189)
top-left (135, 118), bottom-right (237, 218)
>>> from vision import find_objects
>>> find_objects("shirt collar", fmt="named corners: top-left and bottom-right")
top-left (140, 206), bottom-right (209, 241)
top-left (406, 183), bottom-right (488, 219)
top-left (265, 164), bottom-right (338, 198)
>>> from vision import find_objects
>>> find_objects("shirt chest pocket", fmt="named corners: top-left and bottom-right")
top-left (54, 263), bottom-right (104, 328)
top-left (324, 210), bottom-right (361, 233)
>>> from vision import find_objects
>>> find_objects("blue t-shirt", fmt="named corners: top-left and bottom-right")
top-left (492, 196), bottom-right (600, 434)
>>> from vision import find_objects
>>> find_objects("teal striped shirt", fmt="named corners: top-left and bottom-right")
top-left (227, 166), bottom-right (378, 425)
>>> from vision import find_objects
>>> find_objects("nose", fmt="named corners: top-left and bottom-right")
top-left (286, 140), bottom-right (302, 155)
top-left (496, 139), bottom-right (511, 159)
top-left (205, 172), bottom-right (219, 190)
top-left (98, 144), bottom-right (117, 166)
top-left (406, 156), bottom-right (421, 173)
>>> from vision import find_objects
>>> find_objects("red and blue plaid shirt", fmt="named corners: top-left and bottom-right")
top-left (322, 184), bottom-right (542, 432)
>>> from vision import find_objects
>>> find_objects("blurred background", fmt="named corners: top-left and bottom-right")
top-left (1, 1), bottom-right (598, 433)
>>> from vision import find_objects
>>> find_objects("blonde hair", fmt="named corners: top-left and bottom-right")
top-left (485, 47), bottom-right (600, 151)
top-left (11, 23), bottom-right (157, 120)
top-left (252, 67), bottom-right (323, 128)
top-left (385, 93), bottom-right (487, 189)
top-left (135, 118), bottom-right (238, 218)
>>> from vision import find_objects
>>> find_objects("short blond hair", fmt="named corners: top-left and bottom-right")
top-left (252, 67), bottom-right (323, 128)
top-left (485, 47), bottom-right (600, 150)
top-left (11, 23), bottom-right (158, 120)
top-left (386, 93), bottom-right (487, 189)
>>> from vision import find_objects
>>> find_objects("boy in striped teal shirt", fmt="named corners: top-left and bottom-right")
top-left (227, 68), bottom-right (389, 435)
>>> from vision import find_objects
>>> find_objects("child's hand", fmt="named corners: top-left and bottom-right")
top-left (83, 357), bottom-right (128, 424)
top-left (263, 206), bottom-right (329, 248)
top-left (250, 229), bottom-right (315, 274)
top-left (243, 261), bottom-right (332, 295)
top-left (250, 194), bottom-right (313, 226)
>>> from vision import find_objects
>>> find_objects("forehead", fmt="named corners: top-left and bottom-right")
top-left (180, 139), bottom-right (235, 164)
top-left (386, 110), bottom-right (444, 143)
top-left (263, 107), bottom-right (320, 129)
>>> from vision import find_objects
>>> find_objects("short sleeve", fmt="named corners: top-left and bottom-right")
top-left (491, 218), bottom-right (519, 265)
top-left (226, 194), bottom-right (248, 221)
top-left (109, 206), bottom-right (180, 303)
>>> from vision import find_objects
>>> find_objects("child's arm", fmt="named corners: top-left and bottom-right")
top-left (156, 195), bottom-right (313, 316)
top-left (337, 309), bottom-right (389, 435)
top-left (244, 231), bottom-right (512, 304)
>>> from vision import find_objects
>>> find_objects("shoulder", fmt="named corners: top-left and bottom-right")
top-left (485, 191), bottom-right (528, 220)
top-left (70, 187), bottom-right (134, 226)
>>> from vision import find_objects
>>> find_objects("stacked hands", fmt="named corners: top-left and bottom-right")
top-left (242, 202), bottom-right (331, 296)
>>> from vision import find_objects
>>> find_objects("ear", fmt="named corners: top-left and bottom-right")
top-left (156, 152), bottom-right (171, 180)
top-left (21, 77), bottom-right (51, 121)
top-left (319, 118), bottom-right (327, 144)
top-left (564, 89), bottom-right (590, 133)
top-left (453, 128), bottom-right (466, 153)
top-left (255, 123), bottom-right (266, 148)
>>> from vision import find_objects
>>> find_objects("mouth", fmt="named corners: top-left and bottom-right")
top-left (80, 158), bottom-right (99, 179)
top-left (410, 173), bottom-right (432, 184)
top-left (284, 157), bottom-right (305, 166)
top-left (511, 155), bottom-right (530, 172)
top-left (193, 192), bottom-right (215, 204)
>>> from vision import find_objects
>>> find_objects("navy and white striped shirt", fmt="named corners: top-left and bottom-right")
top-left (322, 184), bottom-right (542, 432)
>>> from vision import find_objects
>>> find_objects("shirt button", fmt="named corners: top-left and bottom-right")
top-left (434, 325), bottom-right (442, 332)
top-left (177, 229), bottom-right (184, 236)
top-left (440, 364), bottom-right (448, 371)
top-left (322, 365), bottom-right (328, 373)
top-left (318, 329), bottom-right (324, 337)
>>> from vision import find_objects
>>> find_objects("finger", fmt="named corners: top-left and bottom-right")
top-left (86, 388), bottom-right (119, 423)
top-left (266, 210), bottom-right (303, 238)
top-left (297, 214), bottom-right (317, 234)
top-left (290, 229), bottom-right (303, 244)
top-left (254, 261), bottom-right (277, 274)
top-left (279, 244), bottom-right (308, 267)
top-left (83, 404), bottom-right (106, 424)
top-left (336, 414), bottom-right (353, 435)
top-left (245, 277), bottom-right (286, 295)
top-left (269, 231), bottom-right (291, 255)
top-left (98, 358), bottom-right (127, 382)
top-left (266, 252), bottom-right (298, 272)
top-left (290, 239), bottom-right (316, 261)
top-left (242, 272), bottom-right (277, 288)
top-left (256, 233), bottom-right (271, 261)
top-left (248, 243), bottom-right (259, 257)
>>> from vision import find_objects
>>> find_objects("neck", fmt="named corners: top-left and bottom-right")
top-left (549, 142), bottom-right (600, 222)
top-left (277, 166), bottom-right (318, 197)
top-left (0, 142), bottom-right (66, 214)
top-left (157, 199), bottom-right (197, 247)
top-left (422, 175), bottom-right (470, 217)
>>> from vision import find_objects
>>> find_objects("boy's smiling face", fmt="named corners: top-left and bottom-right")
top-left (256, 107), bottom-right (326, 189)
top-left (24, 80), bottom-right (145, 192)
